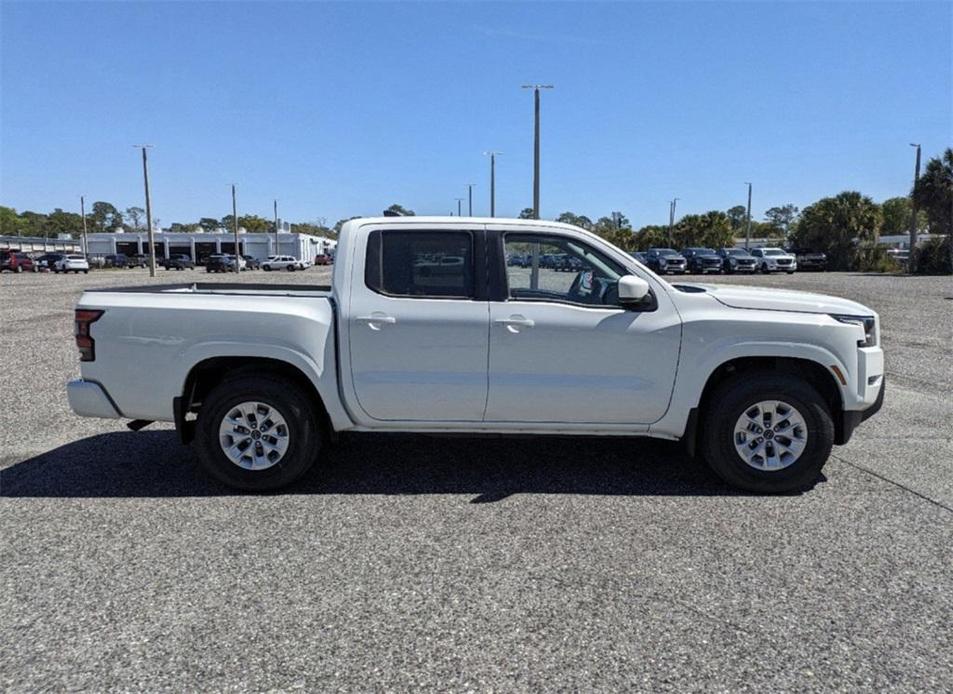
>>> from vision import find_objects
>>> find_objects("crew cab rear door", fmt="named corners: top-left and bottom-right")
top-left (345, 224), bottom-right (489, 422)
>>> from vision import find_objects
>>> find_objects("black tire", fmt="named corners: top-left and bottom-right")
top-left (83, 269), bottom-right (89, 274)
top-left (194, 374), bottom-right (321, 491)
top-left (700, 373), bottom-right (834, 493)
top-left (287, 265), bottom-right (295, 272)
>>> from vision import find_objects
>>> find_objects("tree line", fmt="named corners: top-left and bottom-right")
top-left (2, 150), bottom-right (949, 272)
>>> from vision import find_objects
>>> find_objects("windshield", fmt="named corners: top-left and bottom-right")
top-left (763, 249), bottom-right (785, 256)
top-left (724, 249), bottom-right (748, 256)
top-left (654, 249), bottom-right (680, 256)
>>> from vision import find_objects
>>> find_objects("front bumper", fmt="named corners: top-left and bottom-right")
top-left (838, 377), bottom-right (885, 445)
top-left (67, 379), bottom-right (122, 419)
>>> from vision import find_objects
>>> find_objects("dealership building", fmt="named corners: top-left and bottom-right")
top-left (84, 230), bottom-right (335, 263)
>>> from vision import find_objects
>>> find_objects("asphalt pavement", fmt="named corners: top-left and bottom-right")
top-left (1, 267), bottom-right (951, 691)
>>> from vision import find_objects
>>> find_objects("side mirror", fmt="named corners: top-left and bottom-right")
top-left (617, 274), bottom-right (650, 305)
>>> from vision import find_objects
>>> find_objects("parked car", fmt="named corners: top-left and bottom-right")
top-left (54, 254), bottom-right (90, 274)
top-left (261, 255), bottom-right (305, 271)
top-left (205, 254), bottom-right (245, 273)
top-left (680, 247), bottom-right (723, 274)
top-left (128, 254), bottom-right (151, 268)
top-left (67, 216), bottom-right (885, 495)
top-left (160, 254), bottom-right (196, 271)
top-left (643, 248), bottom-right (688, 274)
top-left (242, 255), bottom-right (261, 270)
top-left (35, 253), bottom-right (65, 271)
top-left (103, 254), bottom-right (129, 269)
top-left (788, 248), bottom-right (828, 271)
top-left (630, 251), bottom-right (648, 264)
top-left (750, 247), bottom-right (797, 274)
top-left (716, 248), bottom-right (758, 274)
top-left (313, 253), bottom-right (332, 266)
top-left (0, 250), bottom-right (36, 273)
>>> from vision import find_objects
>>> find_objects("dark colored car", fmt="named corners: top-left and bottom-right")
top-left (128, 254), bottom-right (151, 268)
top-left (643, 248), bottom-right (688, 274)
top-left (312, 253), bottom-right (332, 266)
top-left (205, 254), bottom-right (243, 273)
top-left (35, 253), bottom-right (65, 271)
top-left (103, 253), bottom-right (129, 268)
top-left (630, 251), bottom-right (648, 264)
top-left (0, 250), bottom-right (36, 273)
top-left (789, 248), bottom-right (828, 271)
top-left (160, 254), bottom-right (196, 270)
top-left (680, 247), bottom-right (723, 274)
top-left (716, 247), bottom-right (758, 274)
top-left (242, 255), bottom-right (261, 270)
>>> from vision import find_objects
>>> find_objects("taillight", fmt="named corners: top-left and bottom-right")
top-left (74, 309), bottom-right (104, 362)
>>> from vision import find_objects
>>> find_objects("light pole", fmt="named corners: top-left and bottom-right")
top-left (521, 84), bottom-right (553, 219)
top-left (668, 198), bottom-right (679, 246)
top-left (274, 199), bottom-right (280, 257)
top-left (80, 196), bottom-right (88, 256)
top-left (465, 183), bottom-right (476, 216)
top-left (484, 151), bottom-right (501, 217)
top-left (744, 182), bottom-right (753, 250)
top-left (455, 197), bottom-right (464, 217)
top-left (909, 143), bottom-right (921, 272)
top-left (231, 184), bottom-right (240, 272)
top-left (133, 145), bottom-right (157, 277)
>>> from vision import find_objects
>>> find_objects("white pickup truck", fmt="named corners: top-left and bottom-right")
top-left (67, 217), bottom-right (884, 493)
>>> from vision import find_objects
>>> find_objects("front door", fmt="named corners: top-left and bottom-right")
top-left (485, 231), bottom-right (681, 425)
top-left (347, 228), bottom-right (489, 422)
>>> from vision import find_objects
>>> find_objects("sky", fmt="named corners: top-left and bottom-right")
top-left (1, 1), bottom-right (950, 228)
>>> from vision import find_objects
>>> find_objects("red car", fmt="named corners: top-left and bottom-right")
top-left (0, 250), bottom-right (36, 273)
top-left (313, 253), bottom-right (332, 266)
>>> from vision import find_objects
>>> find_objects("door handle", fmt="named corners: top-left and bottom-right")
top-left (356, 314), bottom-right (397, 330)
top-left (495, 315), bottom-right (535, 332)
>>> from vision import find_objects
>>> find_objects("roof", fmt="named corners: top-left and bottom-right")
top-left (345, 216), bottom-right (584, 232)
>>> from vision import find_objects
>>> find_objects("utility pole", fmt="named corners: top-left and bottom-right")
top-left (522, 85), bottom-right (553, 219)
top-left (909, 143), bottom-right (921, 273)
top-left (232, 184), bottom-right (240, 273)
top-left (744, 182), bottom-right (753, 250)
top-left (668, 198), bottom-right (679, 246)
top-left (80, 196), bottom-right (88, 256)
top-left (484, 151), bottom-right (501, 217)
top-left (466, 183), bottom-right (475, 216)
top-left (274, 199), bottom-right (280, 257)
top-left (455, 197), bottom-right (464, 216)
top-left (133, 145), bottom-right (156, 277)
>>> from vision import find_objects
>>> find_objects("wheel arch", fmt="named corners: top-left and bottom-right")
top-left (175, 356), bottom-right (335, 444)
top-left (683, 356), bottom-right (846, 457)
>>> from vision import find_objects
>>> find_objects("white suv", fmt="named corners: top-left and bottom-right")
top-left (55, 254), bottom-right (90, 274)
top-left (750, 247), bottom-right (797, 274)
top-left (262, 255), bottom-right (305, 272)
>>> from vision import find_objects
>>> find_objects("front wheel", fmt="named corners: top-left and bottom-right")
top-left (700, 373), bottom-right (834, 493)
top-left (194, 374), bottom-right (321, 491)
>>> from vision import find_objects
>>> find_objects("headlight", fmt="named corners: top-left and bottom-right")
top-left (831, 314), bottom-right (877, 347)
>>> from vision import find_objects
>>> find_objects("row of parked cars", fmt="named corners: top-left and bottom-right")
top-left (1, 249), bottom-right (333, 275)
top-left (632, 247), bottom-right (828, 275)
top-left (0, 250), bottom-right (91, 273)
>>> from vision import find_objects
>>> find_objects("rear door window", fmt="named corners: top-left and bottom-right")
top-left (365, 230), bottom-right (474, 299)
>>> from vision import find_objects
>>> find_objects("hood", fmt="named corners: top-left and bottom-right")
top-left (682, 283), bottom-right (873, 316)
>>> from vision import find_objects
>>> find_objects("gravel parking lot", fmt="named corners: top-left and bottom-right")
top-left (2, 268), bottom-right (951, 691)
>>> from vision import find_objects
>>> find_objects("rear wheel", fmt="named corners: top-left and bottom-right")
top-left (287, 265), bottom-right (295, 272)
top-left (195, 374), bottom-right (321, 491)
top-left (700, 373), bottom-right (833, 493)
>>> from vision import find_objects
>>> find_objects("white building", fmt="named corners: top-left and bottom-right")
top-left (85, 230), bottom-right (336, 263)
